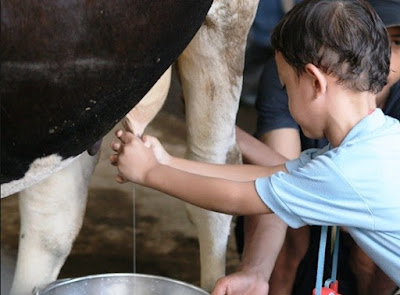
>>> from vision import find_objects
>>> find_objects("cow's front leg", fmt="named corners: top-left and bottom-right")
top-left (177, 0), bottom-right (259, 290)
top-left (10, 152), bottom-right (98, 295)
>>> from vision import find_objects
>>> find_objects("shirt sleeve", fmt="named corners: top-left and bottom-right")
top-left (255, 150), bottom-right (375, 229)
top-left (285, 147), bottom-right (330, 172)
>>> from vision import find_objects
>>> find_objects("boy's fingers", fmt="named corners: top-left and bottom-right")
top-left (142, 135), bottom-right (158, 148)
top-left (115, 129), bottom-right (123, 138)
top-left (116, 174), bottom-right (127, 183)
top-left (115, 129), bottom-right (137, 144)
top-left (143, 138), bottom-right (152, 148)
top-left (211, 286), bottom-right (226, 295)
top-left (110, 154), bottom-right (118, 165)
top-left (115, 129), bottom-right (129, 143)
top-left (142, 134), bottom-right (152, 144)
top-left (110, 141), bottom-right (121, 152)
top-left (142, 134), bottom-right (150, 142)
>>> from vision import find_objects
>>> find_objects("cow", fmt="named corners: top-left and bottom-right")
top-left (1, 0), bottom-right (260, 294)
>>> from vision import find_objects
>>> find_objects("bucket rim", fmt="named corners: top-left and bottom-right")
top-left (34, 273), bottom-right (209, 295)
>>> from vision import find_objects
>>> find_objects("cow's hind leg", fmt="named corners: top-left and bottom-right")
top-left (10, 152), bottom-right (98, 295)
top-left (177, 0), bottom-right (259, 290)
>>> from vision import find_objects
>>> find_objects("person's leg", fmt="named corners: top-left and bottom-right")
top-left (268, 226), bottom-right (310, 295)
top-left (240, 42), bottom-right (273, 106)
top-left (349, 242), bottom-right (397, 295)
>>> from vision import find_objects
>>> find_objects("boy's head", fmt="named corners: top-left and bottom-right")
top-left (271, 0), bottom-right (391, 94)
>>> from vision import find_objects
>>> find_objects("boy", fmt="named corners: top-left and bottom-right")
top-left (236, 0), bottom-right (400, 293)
top-left (111, 0), bottom-right (400, 293)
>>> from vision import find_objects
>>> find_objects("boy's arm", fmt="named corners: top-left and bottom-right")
top-left (125, 131), bottom-right (287, 182)
top-left (151, 134), bottom-right (287, 214)
top-left (241, 214), bottom-right (287, 277)
top-left (112, 130), bottom-right (287, 215)
top-left (212, 214), bottom-right (287, 295)
top-left (167, 155), bottom-right (286, 182)
top-left (167, 129), bottom-right (288, 273)
top-left (163, 127), bottom-right (287, 182)
top-left (227, 127), bottom-right (293, 290)
top-left (144, 163), bottom-right (281, 215)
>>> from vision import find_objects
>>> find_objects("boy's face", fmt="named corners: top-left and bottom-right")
top-left (377, 26), bottom-right (400, 106)
top-left (275, 52), bottom-right (325, 139)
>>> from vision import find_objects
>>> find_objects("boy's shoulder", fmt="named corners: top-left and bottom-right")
top-left (302, 110), bottom-right (400, 169)
top-left (345, 109), bottom-right (400, 142)
top-left (326, 110), bottom-right (400, 181)
top-left (287, 111), bottom-right (400, 171)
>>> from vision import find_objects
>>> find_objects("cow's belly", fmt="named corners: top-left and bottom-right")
top-left (1, 58), bottom-right (149, 184)
top-left (1, 0), bottom-right (213, 185)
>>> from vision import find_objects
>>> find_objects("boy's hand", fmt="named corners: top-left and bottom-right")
top-left (141, 135), bottom-right (171, 165)
top-left (110, 130), bottom-right (159, 184)
top-left (211, 269), bottom-right (269, 295)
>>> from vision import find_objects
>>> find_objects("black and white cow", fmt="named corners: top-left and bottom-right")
top-left (1, 0), bottom-right (259, 294)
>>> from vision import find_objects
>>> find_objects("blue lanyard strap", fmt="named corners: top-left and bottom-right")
top-left (315, 226), bottom-right (341, 295)
top-left (325, 228), bottom-right (340, 288)
top-left (315, 226), bottom-right (329, 295)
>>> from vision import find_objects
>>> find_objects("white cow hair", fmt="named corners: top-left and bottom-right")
top-left (1, 154), bottom-right (80, 198)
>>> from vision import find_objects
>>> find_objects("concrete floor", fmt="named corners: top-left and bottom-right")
top-left (1, 70), bottom-right (257, 294)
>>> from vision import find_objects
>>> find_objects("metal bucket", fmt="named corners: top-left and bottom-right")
top-left (34, 273), bottom-right (210, 295)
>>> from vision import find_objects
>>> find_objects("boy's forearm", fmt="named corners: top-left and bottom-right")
top-left (144, 164), bottom-right (273, 215)
top-left (168, 155), bottom-right (287, 182)
top-left (240, 214), bottom-right (287, 279)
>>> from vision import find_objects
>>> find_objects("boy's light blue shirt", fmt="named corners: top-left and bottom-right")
top-left (255, 109), bottom-right (400, 285)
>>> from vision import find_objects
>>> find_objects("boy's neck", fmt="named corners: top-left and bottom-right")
top-left (324, 88), bottom-right (376, 147)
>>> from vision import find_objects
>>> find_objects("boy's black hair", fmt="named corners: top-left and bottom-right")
top-left (271, 0), bottom-right (390, 94)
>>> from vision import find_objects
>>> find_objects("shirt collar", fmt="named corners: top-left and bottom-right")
top-left (340, 108), bottom-right (386, 146)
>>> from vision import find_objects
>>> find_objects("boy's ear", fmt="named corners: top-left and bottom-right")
top-left (304, 63), bottom-right (327, 98)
